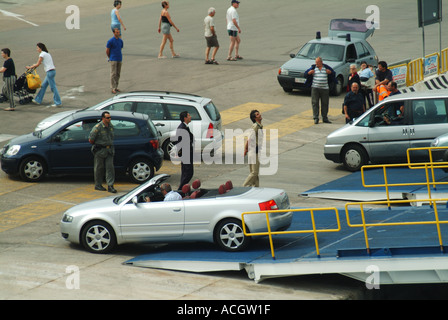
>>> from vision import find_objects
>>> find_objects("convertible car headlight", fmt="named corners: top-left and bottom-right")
top-left (62, 214), bottom-right (73, 223)
top-left (5, 145), bottom-right (21, 156)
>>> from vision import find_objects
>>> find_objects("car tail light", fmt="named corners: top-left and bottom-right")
top-left (149, 139), bottom-right (159, 150)
top-left (258, 200), bottom-right (278, 211)
top-left (206, 123), bottom-right (214, 139)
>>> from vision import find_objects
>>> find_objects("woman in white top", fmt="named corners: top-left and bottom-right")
top-left (27, 43), bottom-right (61, 107)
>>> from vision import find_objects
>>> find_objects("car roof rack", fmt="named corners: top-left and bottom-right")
top-left (114, 90), bottom-right (204, 103)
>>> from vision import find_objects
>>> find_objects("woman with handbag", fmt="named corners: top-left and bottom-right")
top-left (27, 43), bottom-right (61, 107)
top-left (0, 48), bottom-right (16, 111)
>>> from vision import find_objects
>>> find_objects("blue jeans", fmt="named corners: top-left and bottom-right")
top-left (34, 69), bottom-right (61, 105)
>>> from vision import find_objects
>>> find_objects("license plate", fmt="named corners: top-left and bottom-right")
top-left (295, 78), bottom-right (306, 83)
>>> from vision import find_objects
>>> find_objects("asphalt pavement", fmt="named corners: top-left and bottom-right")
top-left (1, 0), bottom-right (447, 301)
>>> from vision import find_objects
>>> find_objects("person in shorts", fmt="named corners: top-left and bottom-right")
top-left (226, 0), bottom-right (242, 61)
top-left (204, 7), bottom-right (219, 65)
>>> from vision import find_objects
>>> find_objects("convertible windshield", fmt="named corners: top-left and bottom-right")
top-left (296, 43), bottom-right (344, 62)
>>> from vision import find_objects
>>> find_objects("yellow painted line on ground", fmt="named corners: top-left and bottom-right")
top-left (264, 107), bottom-right (341, 139)
top-left (0, 176), bottom-right (33, 196)
top-left (223, 107), bottom-right (341, 151)
top-left (0, 185), bottom-right (119, 233)
top-left (0, 199), bottom-right (71, 233)
top-left (221, 102), bottom-right (282, 126)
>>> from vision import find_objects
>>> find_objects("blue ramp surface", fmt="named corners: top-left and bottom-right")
top-left (301, 167), bottom-right (448, 201)
top-left (125, 206), bottom-right (448, 284)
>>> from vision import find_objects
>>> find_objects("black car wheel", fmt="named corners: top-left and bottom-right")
top-left (214, 219), bottom-right (250, 252)
top-left (342, 144), bottom-right (368, 172)
top-left (81, 221), bottom-right (117, 254)
top-left (19, 156), bottom-right (46, 182)
top-left (128, 158), bottom-right (154, 184)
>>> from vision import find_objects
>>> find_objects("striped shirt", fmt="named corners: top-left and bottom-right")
top-left (311, 66), bottom-right (329, 89)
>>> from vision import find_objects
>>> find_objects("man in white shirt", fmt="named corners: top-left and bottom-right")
top-left (161, 183), bottom-right (182, 201)
top-left (204, 7), bottom-right (219, 64)
top-left (226, 0), bottom-right (242, 61)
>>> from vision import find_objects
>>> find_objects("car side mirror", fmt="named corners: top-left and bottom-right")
top-left (290, 53), bottom-right (296, 59)
top-left (132, 196), bottom-right (138, 205)
top-left (53, 135), bottom-right (61, 142)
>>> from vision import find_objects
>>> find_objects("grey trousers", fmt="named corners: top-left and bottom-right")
top-left (110, 61), bottom-right (122, 90)
top-left (2, 76), bottom-right (16, 108)
top-left (93, 149), bottom-right (115, 187)
top-left (311, 87), bottom-right (329, 120)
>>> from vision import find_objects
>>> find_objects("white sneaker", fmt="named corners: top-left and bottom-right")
top-left (32, 99), bottom-right (40, 105)
top-left (51, 104), bottom-right (62, 107)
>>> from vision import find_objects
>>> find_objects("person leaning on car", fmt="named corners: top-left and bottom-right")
top-left (88, 111), bottom-right (117, 193)
top-left (304, 57), bottom-right (336, 124)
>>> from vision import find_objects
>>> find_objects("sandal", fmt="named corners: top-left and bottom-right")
top-left (235, 55), bottom-right (243, 60)
top-left (4, 107), bottom-right (15, 111)
top-left (211, 60), bottom-right (219, 65)
top-left (205, 59), bottom-right (212, 64)
top-left (172, 54), bottom-right (180, 58)
top-left (227, 57), bottom-right (237, 61)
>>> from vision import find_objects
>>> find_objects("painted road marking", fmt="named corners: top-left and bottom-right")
top-left (0, 10), bottom-right (39, 27)
top-left (221, 102), bottom-right (282, 126)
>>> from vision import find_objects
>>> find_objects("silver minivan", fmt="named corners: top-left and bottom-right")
top-left (324, 91), bottom-right (448, 171)
top-left (35, 91), bottom-right (223, 159)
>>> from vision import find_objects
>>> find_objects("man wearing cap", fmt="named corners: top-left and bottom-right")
top-left (226, 0), bottom-right (242, 61)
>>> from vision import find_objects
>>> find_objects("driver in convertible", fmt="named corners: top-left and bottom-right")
top-left (161, 183), bottom-right (182, 201)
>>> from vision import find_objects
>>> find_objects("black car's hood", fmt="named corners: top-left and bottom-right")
top-left (7, 132), bottom-right (41, 146)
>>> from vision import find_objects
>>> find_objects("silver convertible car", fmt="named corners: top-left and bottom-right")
top-left (60, 174), bottom-right (292, 253)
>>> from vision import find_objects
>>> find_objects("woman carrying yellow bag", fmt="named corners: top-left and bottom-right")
top-left (26, 69), bottom-right (41, 91)
top-left (27, 43), bottom-right (61, 107)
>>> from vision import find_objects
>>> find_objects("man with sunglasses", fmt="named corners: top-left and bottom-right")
top-left (89, 111), bottom-right (116, 193)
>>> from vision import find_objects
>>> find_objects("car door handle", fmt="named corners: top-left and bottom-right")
top-left (172, 207), bottom-right (182, 212)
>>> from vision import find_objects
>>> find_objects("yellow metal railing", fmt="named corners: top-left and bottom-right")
top-left (355, 149), bottom-right (448, 254)
top-left (244, 148), bottom-right (448, 259)
top-left (361, 162), bottom-right (448, 208)
top-left (345, 197), bottom-right (448, 255)
top-left (406, 146), bottom-right (448, 189)
top-left (407, 58), bottom-right (424, 87)
top-left (241, 208), bottom-right (341, 260)
top-left (441, 48), bottom-right (448, 74)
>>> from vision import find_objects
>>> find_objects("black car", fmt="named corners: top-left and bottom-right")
top-left (0, 110), bottom-right (163, 183)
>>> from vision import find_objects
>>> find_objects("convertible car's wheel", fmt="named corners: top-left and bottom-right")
top-left (81, 221), bottom-right (117, 254)
top-left (19, 156), bottom-right (46, 182)
top-left (128, 158), bottom-right (154, 184)
top-left (214, 219), bottom-right (250, 252)
top-left (342, 144), bottom-right (368, 172)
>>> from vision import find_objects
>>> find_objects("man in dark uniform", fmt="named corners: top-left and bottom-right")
top-left (343, 82), bottom-right (365, 123)
top-left (176, 111), bottom-right (194, 190)
top-left (89, 111), bottom-right (116, 193)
